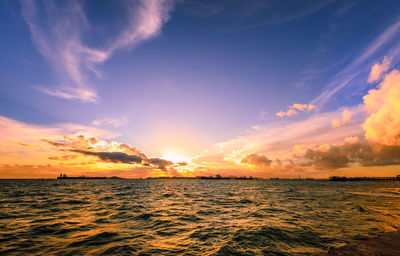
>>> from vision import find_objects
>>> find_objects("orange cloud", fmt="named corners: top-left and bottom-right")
top-left (332, 109), bottom-right (352, 128)
top-left (0, 115), bottom-right (187, 178)
top-left (290, 103), bottom-right (316, 111)
top-left (276, 109), bottom-right (297, 117)
top-left (363, 69), bottom-right (400, 145)
top-left (368, 56), bottom-right (391, 83)
top-left (241, 154), bottom-right (272, 167)
top-left (276, 103), bottom-right (316, 117)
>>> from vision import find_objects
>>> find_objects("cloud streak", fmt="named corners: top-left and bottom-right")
top-left (311, 19), bottom-right (400, 109)
top-left (21, 0), bottom-right (176, 102)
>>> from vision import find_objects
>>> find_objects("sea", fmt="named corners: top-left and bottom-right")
top-left (0, 179), bottom-right (399, 255)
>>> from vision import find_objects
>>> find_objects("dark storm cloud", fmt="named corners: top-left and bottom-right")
top-left (71, 150), bottom-right (142, 164)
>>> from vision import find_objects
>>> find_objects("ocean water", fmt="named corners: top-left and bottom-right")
top-left (0, 179), bottom-right (400, 255)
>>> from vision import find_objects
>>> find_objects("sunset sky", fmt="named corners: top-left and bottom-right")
top-left (1, 0), bottom-right (400, 178)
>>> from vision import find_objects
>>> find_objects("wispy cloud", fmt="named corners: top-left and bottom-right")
top-left (92, 116), bottom-right (129, 128)
top-left (311, 19), bottom-right (400, 109)
top-left (21, 0), bottom-right (176, 102)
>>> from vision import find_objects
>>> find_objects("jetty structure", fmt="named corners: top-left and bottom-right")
top-left (57, 173), bottom-right (122, 179)
top-left (200, 174), bottom-right (253, 180)
top-left (329, 175), bottom-right (400, 182)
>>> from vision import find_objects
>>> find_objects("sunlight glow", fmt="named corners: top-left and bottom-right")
top-left (161, 149), bottom-right (190, 163)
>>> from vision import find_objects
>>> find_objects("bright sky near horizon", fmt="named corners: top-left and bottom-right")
top-left (1, 0), bottom-right (400, 178)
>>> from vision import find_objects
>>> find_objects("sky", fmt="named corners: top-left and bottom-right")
top-left (1, 0), bottom-right (400, 178)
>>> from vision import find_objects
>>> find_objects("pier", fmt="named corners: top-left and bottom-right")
top-left (56, 173), bottom-right (122, 179)
top-left (329, 175), bottom-right (400, 182)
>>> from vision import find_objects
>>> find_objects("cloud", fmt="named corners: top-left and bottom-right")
top-left (0, 114), bottom-right (119, 175)
top-left (70, 149), bottom-right (142, 164)
top-left (215, 67), bottom-right (400, 174)
top-left (276, 109), bottom-right (297, 117)
top-left (42, 134), bottom-right (182, 173)
top-left (48, 155), bottom-right (77, 161)
top-left (280, 67), bottom-right (400, 171)
top-left (344, 136), bottom-right (359, 144)
top-left (303, 145), bottom-right (350, 169)
top-left (108, 0), bottom-right (175, 52)
top-left (196, 105), bottom-right (364, 174)
top-left (92, 116), bottom-right (129, 128)
top-left (368, 57), bottom-right (391, 83)
top-left (311, 19), bottom-right (400, 109)
top-left (241, 154), bottom-right (272, 167)
top-left (332, 109), bottom-right (352, 128)
top-left (363, 69), bottom-right (400, 145)
top-left (290, 103), bottom-right (316, 112)
top-left (300, 140), bottom-right (400, 169)
top-left (145, 158), bottom-right (174, 170)
top-left (276, 103), bottom-right (316, 117)
top-left (21, 0), bottom-right (176, 102)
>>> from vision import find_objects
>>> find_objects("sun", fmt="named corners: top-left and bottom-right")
top-left (161, 149), bottom-right (190, 163)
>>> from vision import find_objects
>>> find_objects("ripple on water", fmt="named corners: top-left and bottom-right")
top-left (0, 179), bottom-right (400, 255)
top-left (68, 231), bottom-right (123, 247)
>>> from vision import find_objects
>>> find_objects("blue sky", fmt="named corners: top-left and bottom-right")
top-left (1, 0), bottom-right (400, 178)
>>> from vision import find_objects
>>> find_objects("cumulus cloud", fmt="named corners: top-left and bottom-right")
top-left (284, 67), bottom-right (400, 171)
top-left (145, 158), bottom-right (174, 170)
top-left (368, 57), bottom-right (391, 83)
top-left (42, 134), bottom-right (183, 172)
top-left (21, 0), bottom-right (176, 102)
top-left (303, 145), bottom-right (350, 169)
top-left (276, 103), bottom-right (315, 117)
top-left (241, 153), bottom-right (272, 167)
top-left (331, 109), bottom-right (352, 128)
top-left (363, 69), bottom-right (400, 145)
top-left (301, 140), bottom-right (400, 169)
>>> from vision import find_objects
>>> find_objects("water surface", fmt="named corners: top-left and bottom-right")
top-left (1, 179), bottom-right (400, 255)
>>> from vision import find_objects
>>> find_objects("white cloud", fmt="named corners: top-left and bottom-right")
top-left (21, 0), bottom-right (176, 103)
